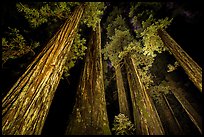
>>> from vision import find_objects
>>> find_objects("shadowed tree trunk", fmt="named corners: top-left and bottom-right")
top-left (2, 5), bottom-right (84, 135)
top-left (115, 64), bottom-right (130, 118)
top-left (165, 74), bottom-right (202, 134)
top-left (65, 22), bottom-right (111, 135)
top-left (171, 90), bottom-right (202, 134)
top-left (149, 90), bottom-right (183, 135)
top-left (158, 29), bottom-right (202, 92)
top-left (125, 56), bottom-right (164, 135)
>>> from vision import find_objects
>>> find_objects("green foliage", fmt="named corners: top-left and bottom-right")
top-left (82, 2), bottom-right (106, 30)
top-left (150, 80), bottom-right (172, 105)
top-left (16, 2), bottom-right (90, 78)
top-left (129, 2), bottom-right (162, 19)
top-left (104, 5), bottom-right (166, 89)
top-left (16, 3), bottom-right (48, 28)
top-left (62, 30), bottom-right (87, 78)
top-left (127, 3), bottom-right (173, 89)
top-left (2, 27), bottom-right (38, 64)
top-left (118, 39), bottom-right (155, 89)
top-left (102, 29), bottom-right (133, 68)
top-left (141, 17), bottom-right (172, 57)
top-left (106, 15), bottom-right (128, 39)
top-left (118, 40), bottom-right (142, 59)
top-left (112, 113), bottom-right (135, 135)
top-left (152, 80), bottom-right (171, 95)
top-left (106, 6), bottom-right (122, 26)
top-left (167, 61), bottom-right (180, 72)
top-left (103, 10), bottom-right (134, 68)
top-left (16, 2), bottom-right (80, 28)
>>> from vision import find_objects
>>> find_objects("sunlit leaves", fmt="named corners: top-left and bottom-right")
top-left (63, 30), bottom-right (87, 78)
top-left (112, 113), bottom-right (135, 135)
top-left (2, 27), bottom-right (36, 64)
top-left (141, 17), bottom-right (172, 57)
top-left (151, 80), bottom-right (171, 95)
top-left (118, 40), bottom-right (142, 59)
top-left (103, 29), bottom-right (133, 68)
top-left (106, 15), bottom-right (128, 39)
top-left (106, 6), bottom-right (122, 26)
top-left (16, 3), bottom-right (48, 28)
top-left (167, 61), bottom-right (180, 72)
top-left (82, 2), bottom-right (106, 30)
top-left (16, 2), bottom-right (79, 28)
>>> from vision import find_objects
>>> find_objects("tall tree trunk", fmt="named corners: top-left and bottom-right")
top-left (165, 74), bottom-right (202, 134)
top-left (2, 5), bottom-right (84, 135)
top-left (115, 65), bottom-right (130, 118)
top-left (65, 23), bottom-right (111, 135)
top-left (158, 29), bottom-right (202, 92)
top-left (171, 90), bottom-right (202, 134)
top-left (149, 90), bottom-right (183, 135)
top-left (125, 56), bottom-right (164, 135)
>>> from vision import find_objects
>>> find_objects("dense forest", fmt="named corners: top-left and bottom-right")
top-left (1, 2), bottom-right (202, 135)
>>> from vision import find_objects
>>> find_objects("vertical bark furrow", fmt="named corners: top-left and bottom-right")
top-left (125, 57), bottom-right (164, 135)
top-left (115, 66), bottom-right (130, 118)
top-left (2, 5), bottom-right (84, 135)
top-left (65, 23), bottom-right (111, 135)
top-left (158, 29), bottom-right (202, 92)
top-left (171, 89), bottom-right (202, 134)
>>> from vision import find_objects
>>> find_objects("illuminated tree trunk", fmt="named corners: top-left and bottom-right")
top-left (158, 29), bottom-right (202, 92)
top-left (115, 65), bottom-right (130, 118)
top-left (2, 5), bottom-right (84, 135)
top-left (65, 23), bottom-right (111, 135)
top-left (125, 56), bottom-right (164, 135)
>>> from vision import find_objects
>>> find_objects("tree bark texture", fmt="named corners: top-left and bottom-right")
top-left (148, 90), bottom-right (183, 135)
top-left (2, 5), bottom-right (84, 135)
top-left (65, 23), bottom-right (111, 135)
top-left (171, 89), bottom-right (202, 134)
top-left (125, 57), bottom-right (164, 135)
top-left (158, 29), bottom-right (202, 92)
top-left (115, 65), bottom-right (130, 118)
top-left (153, 92), bottom-right (183, 134)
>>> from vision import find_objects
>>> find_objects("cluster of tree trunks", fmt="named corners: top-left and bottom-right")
top-left (165, 74), bottom-right (202, 134)
top-left (2, 5), bottom-right (84, 135)
top-left (158, 29), bottom-right (202, 134)
top-left (2, 5), bottom-right (202, 135)
top-left (172, 89), bottom-right (202, 134)
top-left (65, 23), bottom-right (111, 135)
top-left (149, 91), bottom-right (183, 135)
top-left (158, 29), bottom-right (202, 92)
top-left (125, 56), bottom-right (165, 135)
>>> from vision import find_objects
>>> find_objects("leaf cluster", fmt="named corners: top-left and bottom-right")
top-left (16, 2), bottom-right (80, 28)
top-left (62, 30), bottom-right (87, 78)
top-left (103, 29), bottom-right (133, 68)
top-left (112, 113), bottom-right (135, 135)
top-left (167, 61), bottom-right (180, 72)
top-left (2, 27), bottom-right (39, 65)
top-left (82, 2), bottom-right (106, 30)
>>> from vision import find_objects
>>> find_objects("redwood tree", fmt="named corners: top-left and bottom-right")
top-left (125, 56), bottom-right (164, 135)
top-left (2, 4), bottom-right (84, 135)
top-left (65, 23), bottom-right (111, 135)
top-left (158, 29), bottom-right (202, 92)
top-left (103, 12), bottom-right (132, 118)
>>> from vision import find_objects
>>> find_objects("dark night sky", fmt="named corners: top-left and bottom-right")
top-left (163, 2), bottom-right (203, 67)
